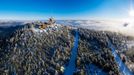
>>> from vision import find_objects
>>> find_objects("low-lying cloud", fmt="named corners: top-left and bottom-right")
top-left (73, 20), bottom-right (134, 37)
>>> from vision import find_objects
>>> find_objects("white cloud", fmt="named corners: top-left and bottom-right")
top-left (74, 19), bottom-right (134, 37)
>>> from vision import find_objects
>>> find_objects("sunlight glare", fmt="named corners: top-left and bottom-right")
top-left (129, 10), bottom-right (134, 17)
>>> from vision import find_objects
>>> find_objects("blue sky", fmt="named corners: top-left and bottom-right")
top-left (0, 0), bottom-right (133, 20)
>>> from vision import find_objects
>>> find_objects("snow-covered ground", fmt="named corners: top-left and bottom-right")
top-left (31, 23), bottom-right (62, 33)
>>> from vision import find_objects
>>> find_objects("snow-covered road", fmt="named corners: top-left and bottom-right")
top-left (64, 29), bottom-right (79, 75)
top-left (108, 40), bottom-right (133, 75)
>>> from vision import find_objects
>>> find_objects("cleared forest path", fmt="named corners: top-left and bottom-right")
top-left (64, 29), bottom-right (79, 75)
